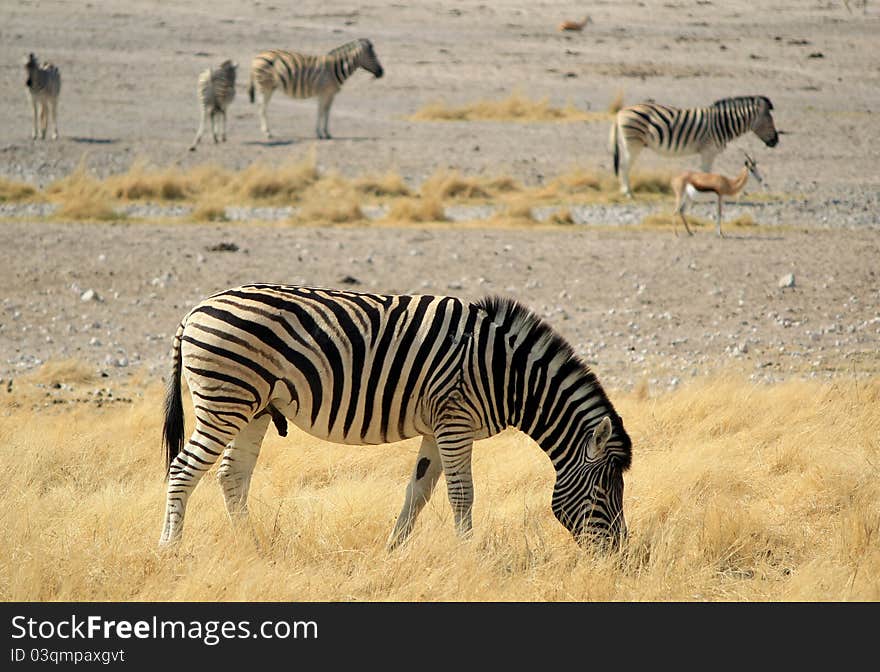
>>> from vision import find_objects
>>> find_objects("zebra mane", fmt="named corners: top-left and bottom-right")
top-left (475, 295), bottom-right (578, 365)
top-left (327, 39), bottom-right (369, 56)
top-left (711, 95), bottom-right (773, 111)
top-left (473, 295), bottom-right (632, 469)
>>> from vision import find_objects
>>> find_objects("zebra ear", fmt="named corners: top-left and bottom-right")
top-left (586, 416), bottom-right (613, 460)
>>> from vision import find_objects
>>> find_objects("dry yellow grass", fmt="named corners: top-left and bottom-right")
top-left (0, 177), bottom-right (38, 202)
top-left (192, 203), bottom-right (229, 222)
top-left (20, 159), bottom-right (688, 223)
top-left (353, 172), bottom-right (412, 198)
top-left (409, 91), bottom-right (610, 123)
top-left (643, 212), bottom-right (758, 234)
top-left (104, 160), bottom-right (190, 201)
top-left (2, 365), bottom-right (877, 602)
top-left (383, 196), bottom-right (447, 223)
top-left (47, 164), bottom-right (122, 221)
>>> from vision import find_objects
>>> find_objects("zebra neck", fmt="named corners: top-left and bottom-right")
top-left (329, 53), bottom-right (356, 85)
top-left (510, 355), bottom-right (611, 461)
top-left (708, 103), bottom-right (756, 144)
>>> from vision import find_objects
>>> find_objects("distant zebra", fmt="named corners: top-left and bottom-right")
top-left (24, 53), bottom-right (61, 140)
top-left (160, 285), bottom-right (632, 551)
top-left (610, 95), bottom-right (779, 196)
top-left (189, 60), bottom-right (238, 151)
top-left (247, 38), bottom-right (384, 139)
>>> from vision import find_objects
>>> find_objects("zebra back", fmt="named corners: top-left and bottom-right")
top-left (199, 60), bottom-right (237, 111)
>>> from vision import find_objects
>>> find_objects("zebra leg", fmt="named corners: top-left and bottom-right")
top-left (217, 413), bottom-right (271, 519)
top-left (388, 435), bottom-right (443, 549)
top-left (159, 417), bottom-right (242, 548)
top-left (619, 143), bottom-right (641, 197)
top-left (220, 109), bottom-right (227, 142)
top-left (716, 196), bottom-right (725, 238)
top-left (316, 92), bottom-right (336, 139)
top-left (189, 107), bottom-right (209, 151)
top-left (258, 89), bottom-right (273, 139)
top-left (211, 110), bottom-right (220, 143)
top-left (437, 430), bottom-right (476, 538)
top-left (49, 98), bottom-right (59, 140)
top-left (39, 103), bottom-right (48, 139)
top-left (30, 97), bottom-right (39, 140)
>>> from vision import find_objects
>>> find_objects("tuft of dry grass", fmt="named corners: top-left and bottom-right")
top-left (547, 208), bottom-right (576, 225)
top-left (0, 177), bottom-right (38, 202)
top-left (1, 373), bottom-right (878, 601)
top-left (630, 170), bottom-right (675, 195)
top-left (105, 160), bottom-right (190, 201)
top-left (384, 196), bottom-right (447, 223)
top-left (492, 196), bottom-right (538, 225)
top-left (410, 91), bottom-right (610, 123)
top-left (192, 203), bottom-right (228, 222)
top-left (47, 164), bottom-right (121, 221)
top-left (22, 359), bottom-right (100, 387)
top-left (296, 200), bottom-right (365, 225)
top-left (353, 172), bottom-right (412, 198)
top-left (233, 153), bottom-right (319, 204)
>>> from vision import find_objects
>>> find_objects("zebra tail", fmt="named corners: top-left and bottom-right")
top-left (610, 118), bottom-right (620, 177)
top-left (162, 322), bottom-right (186, 479)
top-left (248, 78), bottom-right (254, 104)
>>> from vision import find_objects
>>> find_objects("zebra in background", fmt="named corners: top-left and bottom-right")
top-left (159, 285), bottom-right (632, 551)
top-left (189, 60), bottom-right (238, 151)
top-left (247, 38), bottom-right (384, 139)
top-left (610, 95), bottom-right (779, 196)
top-left (24, 53), bottom-right (61, 140)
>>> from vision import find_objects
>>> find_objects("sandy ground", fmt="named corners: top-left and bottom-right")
top-left (0, 1), bottom-right (879, 393)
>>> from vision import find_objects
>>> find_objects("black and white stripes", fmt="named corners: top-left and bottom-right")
top-left (189, 60), bottom-right (237, 151)
top-left (247, 39), bottom-right (384, 139)
top-left (160, 285), bottom-right (631, 550)
top-left (24, 53), bottom-right (61, 141)
top-left (610, 95), bottom-right (779, 195)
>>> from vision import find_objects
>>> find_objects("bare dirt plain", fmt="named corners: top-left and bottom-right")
top-left (1, 0), bottom-right (879, 393)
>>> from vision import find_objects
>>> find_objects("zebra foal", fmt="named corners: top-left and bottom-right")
top-left (24, 53), bottom-right (61, 140)
top-left (610, 95), bottom-right (779, 196)
top-left (189, 60), bottom-right (238, 151)
top-left (160, 285), bottom-right (632, 552)
top-left (247, 38), bottom-right (384, 139)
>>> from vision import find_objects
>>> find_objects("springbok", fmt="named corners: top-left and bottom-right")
top-left (670, 152), bottom-right (765, 238)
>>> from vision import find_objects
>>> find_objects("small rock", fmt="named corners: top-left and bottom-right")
top-left (81, 289), bottom-right (101, 302)
top-left (778, 273), bottom-right (795, 288)
top-left (339, 275), bottom-right (361, 285)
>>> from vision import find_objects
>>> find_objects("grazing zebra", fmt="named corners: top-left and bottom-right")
top-left (610, 95), bottom-right (779, 196)
top-left (160, 285), bottom-right (632, 551)
top-left (23, 53), bottom-right (61, 140)
top-left (189, 60), bottom-right (238, 151)
top-left (247, 38), bottom-right (384, 139)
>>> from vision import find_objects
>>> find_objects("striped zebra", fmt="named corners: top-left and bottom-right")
top-left (247, 38), bottom-right (384, 139)
top-left (23, 53), bottom-right (61, 140)
top-left (189, 60), bottom-right (238, 151)
top-left (160, 285), bottom-right (632, 551)
top-left (610, 95), bottom-right (779, 196)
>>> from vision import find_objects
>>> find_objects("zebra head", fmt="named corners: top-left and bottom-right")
top-left (551, 416), bottom-right (631, 550)
top-left (23, 53), bottom-right (38, 86)
top-left (219, 59), bottom-right (238, 80)
top-left (356, 39), bottom-right (384, 79)
top-left (751, 96), bottom-right (779, 148)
